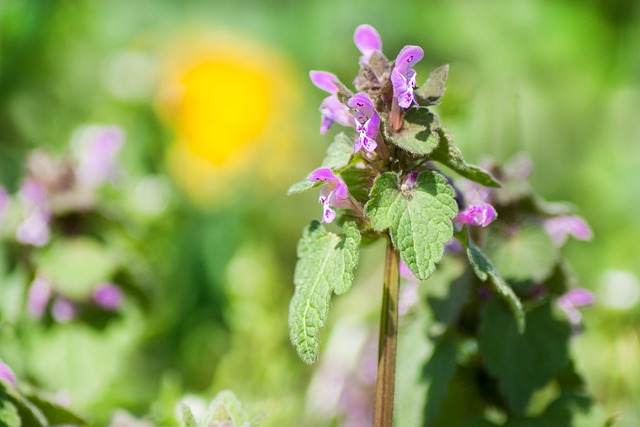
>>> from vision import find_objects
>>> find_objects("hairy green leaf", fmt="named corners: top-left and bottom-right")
top-left (287, 180), bottom-right (318, 195)
top-left (387, 108), bottom-right (440, 155)
top-left (484, 224), bottom-right (558, 283)
top-left (416, 64), bottom-right (449, 105)
top-left (22, 391), bottom-right (88, 425)
top-left (0, 382), bottom-right (47, 427)
top-left (466, 236), bottom-right (525, 332)
top-left (287, 133), bottom-right (354, 196)
top-left (395, 309), bottom-right (457, 427)
top-left (479, 300), bottom-right (571, 416)
top-left (0, 397), bottom-right (20, 427)
top-left (431, 129), bottom-right (501, 188)
top-left (288, 221), bottom-right (361, 364)
top-left (179, 404), bottom-right (197, 427)
top-left (365, 171), bottom-right (457, 280)
top-left (320, 132), bottom-right (354, 170)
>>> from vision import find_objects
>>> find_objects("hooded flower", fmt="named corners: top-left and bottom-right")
top-left (347, 93), bottom-right (379, 153)
top-left (455, 203), bottom-right (497, 227)
top-left (75, 126), bottom-right (125, 188)
top-left (307, 168), bottom-right (351, 223)
top-left (557, 288), bottom-right (595, 326)
top-left (27, 275), bottom-right (52, 319)
top-left (353, 24), bottom-right (383, 64)
top-left (16, 178), bottom-right (51, 247)
top-left (0, 359), bottom-right (16, 386)
top-left (309, 71), bottom-right (352, 134)
top-left (544, 215), bottom-right (593, 246)
top-left (93, 283), bottom-right (123, 310)
top-left (391, 46), bottom-right (424, 108)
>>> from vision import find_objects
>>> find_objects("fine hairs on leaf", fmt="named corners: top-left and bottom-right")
top-left (365, 171), bottom-right (458, 280)
top-left (288, 221), bottom-right (361, 364)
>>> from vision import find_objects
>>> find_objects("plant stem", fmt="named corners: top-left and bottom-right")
top-left (373, 237), bottom-right (400, 427)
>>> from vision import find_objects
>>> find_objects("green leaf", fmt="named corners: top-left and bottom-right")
top-left (287, 180), bottom-right (318, 195)
top-left (394, 308), bottom-right (458, 427)
top-left (320, 132), bottom-right (354, 170)
top-left (431, 129), bottom-right (501, 188)
top-left (287, 133), bottom-right (354, 196)
top-left (288, 221), bottom-right (361, 364)
top-left (479, 299), bottom-right (571, 416)
top-left (39, 237), bottom-right (116, 300)
top-left (365, 171), bottom-right (457, 280)
top-left (387, 108), bottom-right (440, 155)
top-left (179, 404), bottom-right (197, 427)
top-left (428, 268), bottom-right (473, 326)
top-left (484, 224), bottom-right (558, 283)
top-left (0, 397), bottom-right (20, 427)
top-left (0, 382), bottom-right (47, 427)
top-left (22, 390), bottom-right (88, 425)
top-left (416, 64), bottom-right (449, 105)
top-left (465, 235), bottom-right (525, 332)
top-left (204, 390), bottom-right (249, 425)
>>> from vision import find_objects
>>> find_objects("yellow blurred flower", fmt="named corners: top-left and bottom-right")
top-left (158, 31), bottom-right (300, 205)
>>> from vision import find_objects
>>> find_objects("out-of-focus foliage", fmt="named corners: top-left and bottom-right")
top-left (0, 0), bottom-right (638, 426)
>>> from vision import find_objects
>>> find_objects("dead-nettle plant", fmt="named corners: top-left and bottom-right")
top-left (288, 25), bottom-right (601, 427)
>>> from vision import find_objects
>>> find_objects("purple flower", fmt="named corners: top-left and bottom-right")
top-left (76, 126), bottom-right (124, 188)
top-left (93, 283), bottom-right (123, 310)
top-left (544, 215), bottom-right (593, 246)
top-left (347, 93), bottom-right (379, 153)
top-left (557, 288), bottom-right (595, 326)
top-left (0, 186), bottom-right (9, 221)
top-left (16, 178), bottom-right (51, 246)
top-left (27, 276), bottom-right (52, 319)
top-left (307, 168), bottom-right (351, 223)
top-left (391, 45), bottom-right (424, 108)
top-left (0, 359), bottom-right (16, 386)
top-left (52, 298), bottom-right (77, 323)
top-left (310, 71), bottom-right (352, 135)
top-left (455, 203), bottom-right (497, 227)
top-left (354, 24), bottom-right (383, 64)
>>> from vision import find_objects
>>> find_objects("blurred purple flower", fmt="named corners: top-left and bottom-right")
top-left (52, 298), bottom-right (77, 323)
top-left (76, 126), bottom-right (124, 188)
top-left (444, 237), bottom-right (463, 254)
top-left (308, 168), bottom-right (351, 223)
top-left (544, 215), bottom-right (593, 246)
top-left (27, 276), bottom-right (52, 319)
top-left (455, 203), bottom-right (497, 227)
top-left (354, 24), bottom-right (383, 64)
top-left (347, 93), bottom-right (379, 153)
top-left (93, 283), bottom-right (123, 310)
top-left (0, 186), bottom-right (9, 221)
top-left (391, 45), bottom-right (424, 108)
top-left (16, 208), bottom-right (51, 247)
top-left (0, 359), bottom-right (16, 386)
top-left (16, 178), bottom-right (51, 247)
top-left (309, 71), bottom-right (352, 135)
top-left (557, 288), bottom-right (595, 326)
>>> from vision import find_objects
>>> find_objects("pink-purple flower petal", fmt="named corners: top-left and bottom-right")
top-left (0, 359), bottom-right (16, 386)
top-left (455, 203), bottom-right (497, 227)
top-left (310, 70), bottom-right (339, 94)
top-left (354, 25), bottom-right (383, 62)
top-left (347, 93), bottom-right (379, 153)
top-left (391, 45), bottom-right (424, 109)
top-left (27, 276), bottom-right (52, 319)
top-left (544, 215), bottom-right (593, 246)
top-left (307, 168), bottom-right (351, 223)
top-left (93, 283), bottom-right (124, 310)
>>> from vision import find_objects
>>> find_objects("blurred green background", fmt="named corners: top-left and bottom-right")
top-left (1, 0), bottom-right (639, 425)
